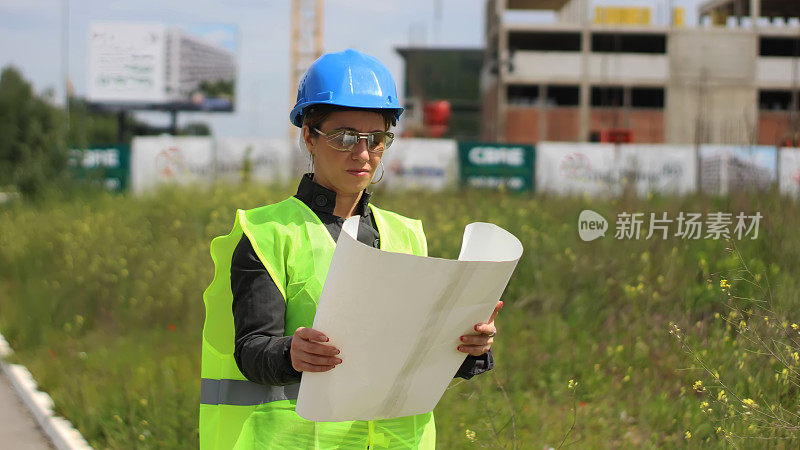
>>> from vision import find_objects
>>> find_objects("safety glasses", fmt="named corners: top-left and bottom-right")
top-left (313, 128), bottom-right (394, 153)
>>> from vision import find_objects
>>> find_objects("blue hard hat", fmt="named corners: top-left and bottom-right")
top-left (290, 49), bottom-right (403, 127)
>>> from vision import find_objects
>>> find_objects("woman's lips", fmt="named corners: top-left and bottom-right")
top-left (347, 169), bottom-right (370, 177)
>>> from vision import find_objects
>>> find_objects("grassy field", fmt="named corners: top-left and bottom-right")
top-left (0, 184), bottom-right (798, 448)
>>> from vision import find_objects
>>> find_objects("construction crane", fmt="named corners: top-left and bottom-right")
top-left (290, 0), bottom-right (325, 137)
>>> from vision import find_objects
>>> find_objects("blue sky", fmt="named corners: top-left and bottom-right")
top-left (0, 0), bottom-right (703, 138)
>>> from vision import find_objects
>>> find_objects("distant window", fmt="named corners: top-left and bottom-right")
top-left (591, 86), bottom-right (665, 108)
top-left (631, 87), bottom-right (664, 108)
top-left (592, 33), bottom-right (666, 53)
top-left (506, 84), bottom-right (579, 106)
top-left (759, 90), bottom-right (798, 110)
top-left (592, 86), bottom-right (624, 106)
top-left (547, 85), bottom-right (580, 106)
top-left (759, 37), bottom-right (800, 57)
top-left (508, 31), bottom-right (581, 52)
top-left (507, 84), bottom-right (540, 105)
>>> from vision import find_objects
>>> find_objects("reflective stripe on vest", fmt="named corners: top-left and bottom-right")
top-left (200, 379), bottom-right (299, 406)
top-left (200, 197), bottom-right (433, 449)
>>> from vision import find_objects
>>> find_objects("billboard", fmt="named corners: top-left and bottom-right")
top-left (215, 138), bottom-right (294, 186)
top-left (779, 148), bottom-right (800, 197)
top-left (380, 139), bottom-right (458, 191)
top-left (536, 142), bottom-right (617, 196)
top-left (457, 142), bottom-right (535, 192)
top-left (89, 22), bottom-right (238, 111)
top-left (617, 145), bottom-right (696, 196)
top-left (130, 137), bottom-right (293, 193)
top-left (535, 142), bottom-right (696, 196)
top-left (699, 145), bottom-right (776, 195)
top-left (131, 137), bottom-right (214, 193)
top-left (68, 145), bottom-right (131, 192)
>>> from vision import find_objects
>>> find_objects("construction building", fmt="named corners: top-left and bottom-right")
top-left (483, 0), bottom-right (800, 145)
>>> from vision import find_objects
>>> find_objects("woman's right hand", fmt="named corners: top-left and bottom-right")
top-left (290, 327), bottom-right (342, 373)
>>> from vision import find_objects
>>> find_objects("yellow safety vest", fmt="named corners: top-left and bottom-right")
top-left (200, 196), bottom-right (435, 449)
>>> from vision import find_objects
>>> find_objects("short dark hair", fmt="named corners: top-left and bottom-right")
top-left (301, 105), bottom-right (396, 136)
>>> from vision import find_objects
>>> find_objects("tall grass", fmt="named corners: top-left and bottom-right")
top-left (0, 184), bottom-right (797, 448)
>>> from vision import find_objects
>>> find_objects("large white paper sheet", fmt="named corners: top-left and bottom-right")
top-left (296, 217), bottom-right (522, 422)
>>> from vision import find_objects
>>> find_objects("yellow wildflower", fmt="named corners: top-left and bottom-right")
top-left (465, 429), bottom-right (477, 443)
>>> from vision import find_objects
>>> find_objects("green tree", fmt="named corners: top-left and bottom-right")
top-left (0, 66), bottom-right (68, 198)
top-left (67, 98), bottom-right (119, 148)
top-left (181, 121), bottom-right (212, 136)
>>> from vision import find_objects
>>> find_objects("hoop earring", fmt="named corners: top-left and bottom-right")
top-left (371, 161), bottom-right (385, 185)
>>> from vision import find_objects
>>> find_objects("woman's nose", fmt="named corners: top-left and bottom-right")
top-left (351, 138), bottom-right (370, 160)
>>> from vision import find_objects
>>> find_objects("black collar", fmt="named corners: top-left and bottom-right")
top-left (295, 173), bottom-right (372, 218)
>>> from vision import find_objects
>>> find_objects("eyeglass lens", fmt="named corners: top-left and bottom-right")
top-left (337, 131), bottom-right (390, 151)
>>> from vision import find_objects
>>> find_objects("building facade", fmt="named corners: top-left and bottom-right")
top-left (483, 0), bottom-right (800, 146)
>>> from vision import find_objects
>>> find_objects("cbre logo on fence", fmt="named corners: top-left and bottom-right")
top-left (458, 142), bottom-right (535, 192)
top-left (467, 146), bottom-right (526, 167)
top-left (68, 145), bottom-right (131, 192)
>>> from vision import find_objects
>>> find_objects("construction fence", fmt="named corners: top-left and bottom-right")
top-left (68, 137), bottom-right (800, 197)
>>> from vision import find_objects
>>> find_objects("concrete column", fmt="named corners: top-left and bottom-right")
top-left (750, 0), bottom-right (760, 26)
top-left (495, 0), bottom-right (507, 142)
top-left (538, 84), bottom-right (548, 142)
top-left (579, 2), bottom-right (591, 141)
top-left (623, 86), bottom-right (632, 129)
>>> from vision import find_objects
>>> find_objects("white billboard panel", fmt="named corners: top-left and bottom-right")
top-left (536, 142), bottom-right (617, 196)
top-left (779, 148), bottom-right (800, 197)
top-left (536, 143), bottom-right (697, 196)
top-left (131, 136), bottom-right (215, 193)
top-left (699, 145), bottom-right (776, 195)
top-left (618, 144), bottom-right (696, 195)
top-left (89, 23), bottom-right (167, 103)
top-left (215, 138), bottom-right (293, 186)
top-left (89, 22), bottom-right (238, 111)
top-left (380, 138), bottom-right (458, 191)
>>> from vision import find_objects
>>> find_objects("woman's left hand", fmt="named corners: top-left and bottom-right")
top-left (457, 300), bottom-right (503, 357)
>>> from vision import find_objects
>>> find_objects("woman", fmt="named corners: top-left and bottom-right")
top-left (200, 49), bottom-right (501, 449)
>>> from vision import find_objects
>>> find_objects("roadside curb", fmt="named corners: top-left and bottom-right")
top-left (0, 333), bottom-right (93, 450)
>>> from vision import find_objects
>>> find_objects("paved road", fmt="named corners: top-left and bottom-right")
top-left (0, 370), bottom-right (53, 449)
